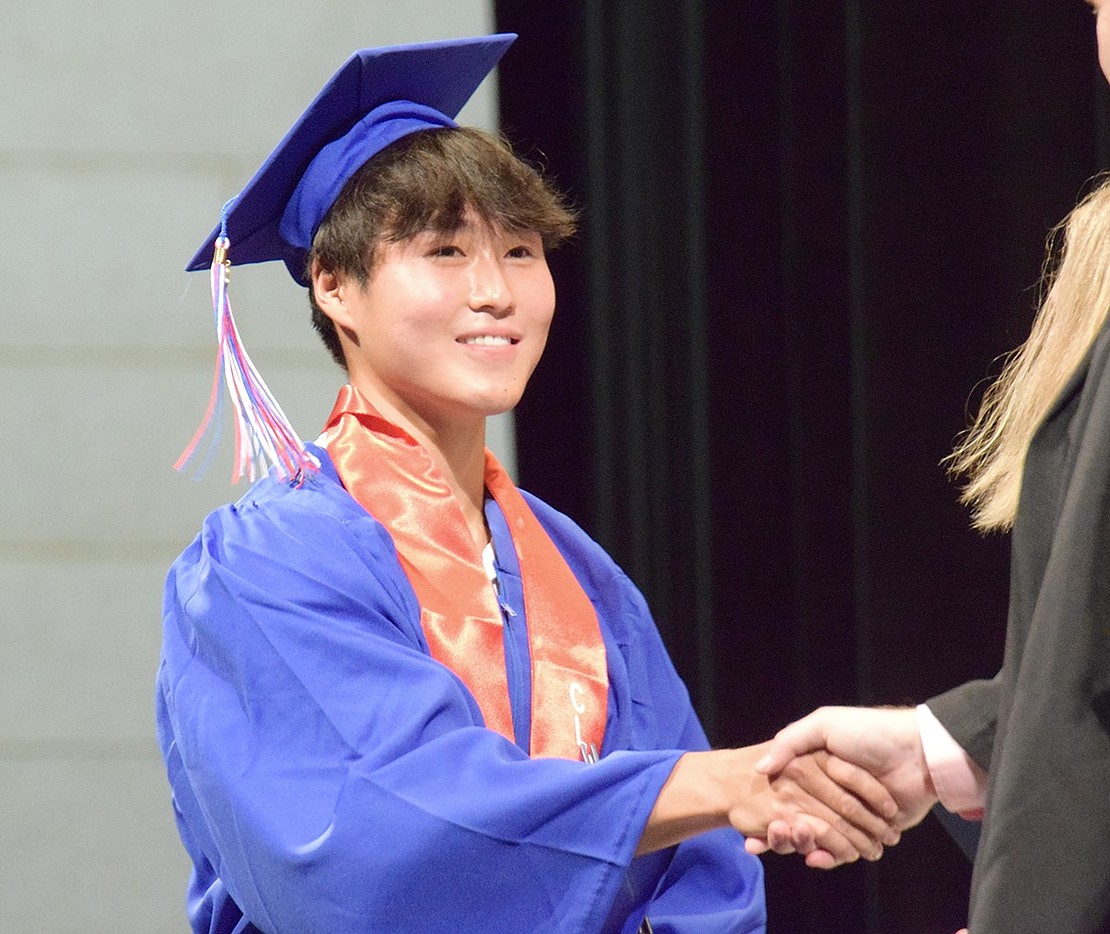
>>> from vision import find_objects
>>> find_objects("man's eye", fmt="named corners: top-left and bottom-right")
top-left (507, 245), bottom-right (535, 259)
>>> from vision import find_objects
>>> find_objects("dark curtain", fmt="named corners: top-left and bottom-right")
top-left (495, 2), bottom-right (1108, 931)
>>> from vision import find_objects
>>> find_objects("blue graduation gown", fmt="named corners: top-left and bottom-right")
top-left (156, 446), bottom-right (765, 933)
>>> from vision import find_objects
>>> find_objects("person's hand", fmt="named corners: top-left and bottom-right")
top-left (739, 745), bottom-right (901, 868)
top-left (637, 744), bottom-right (900, 867)
top-left (754, 706), bottom-right (938, 831)
top-left (724, 744), bottom-right (900, 869)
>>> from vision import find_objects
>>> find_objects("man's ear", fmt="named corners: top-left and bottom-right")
top-left (311, 261), bottom-right (356, 330)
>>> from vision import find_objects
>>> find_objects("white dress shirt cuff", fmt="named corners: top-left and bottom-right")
top-left (916, 703), bottom-right (987, 819)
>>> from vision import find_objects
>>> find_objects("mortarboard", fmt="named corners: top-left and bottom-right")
top-left (176, 34), bottom-right (516, 484)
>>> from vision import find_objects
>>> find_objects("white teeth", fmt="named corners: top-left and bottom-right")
top-left (461, 335), bottom-right (512, 345)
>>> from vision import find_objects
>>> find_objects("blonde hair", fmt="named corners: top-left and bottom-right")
top-left (947, 176), bottom-right (1110, 532)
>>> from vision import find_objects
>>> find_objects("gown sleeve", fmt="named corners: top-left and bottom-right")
top-left (527, 493), bottom-right (766, 933)
top-left (157, 476), bottom-right (684, 934)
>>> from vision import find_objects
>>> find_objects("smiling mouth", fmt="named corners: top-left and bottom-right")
top-left (459, 335), bottom-right (518, 346)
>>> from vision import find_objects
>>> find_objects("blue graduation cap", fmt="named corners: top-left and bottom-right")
top-left (188, 34), bottom-right (516, 285)
top-left (178, 34), bottom-right (516, 484)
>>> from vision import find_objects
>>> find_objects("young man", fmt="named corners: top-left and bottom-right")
top-left (158, 35), bottom-right (898, 932)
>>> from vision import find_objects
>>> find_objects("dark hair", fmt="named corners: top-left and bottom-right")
top-left (307, 126), bottom-right (577, 368)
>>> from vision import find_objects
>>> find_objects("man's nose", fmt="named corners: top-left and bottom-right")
top-left (467, 255), bottom-right (513, 315)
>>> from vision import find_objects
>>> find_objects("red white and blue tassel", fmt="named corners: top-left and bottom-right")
top-left (175, 205), bottom-right (317, 484)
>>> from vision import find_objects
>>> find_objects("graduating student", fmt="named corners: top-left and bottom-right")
top-left (156, 35), bottom-right (899, 933)
top-left (754, 5), bottom-right (1110, 932)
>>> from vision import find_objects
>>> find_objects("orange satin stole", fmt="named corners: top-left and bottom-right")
top-left (322, 385), bottom-right (607, 760)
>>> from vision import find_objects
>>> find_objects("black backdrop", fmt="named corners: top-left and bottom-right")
top-left (494, 2), bottom-right (1109, 931)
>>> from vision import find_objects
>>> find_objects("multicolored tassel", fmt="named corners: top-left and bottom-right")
top-left (175, 206), bottom-right (318, 484)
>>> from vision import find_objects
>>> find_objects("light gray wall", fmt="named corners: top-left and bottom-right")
top-left (0, 2), bottom-right (499, 929)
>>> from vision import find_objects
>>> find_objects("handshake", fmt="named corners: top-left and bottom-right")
top-left (744, 705), bottom-right (940, 867)
top-left (640, 706), bottom-right (946, 869)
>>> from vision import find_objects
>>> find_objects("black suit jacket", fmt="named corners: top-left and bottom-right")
top-left (928, 319), bottom-right (1110, 933)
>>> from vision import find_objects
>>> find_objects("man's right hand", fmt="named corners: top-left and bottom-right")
top-left (752, 706), bottom-right (939, 832)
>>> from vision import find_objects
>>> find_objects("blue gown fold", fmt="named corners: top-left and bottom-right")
top-left (156, 446), bottom-right (765, 932)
